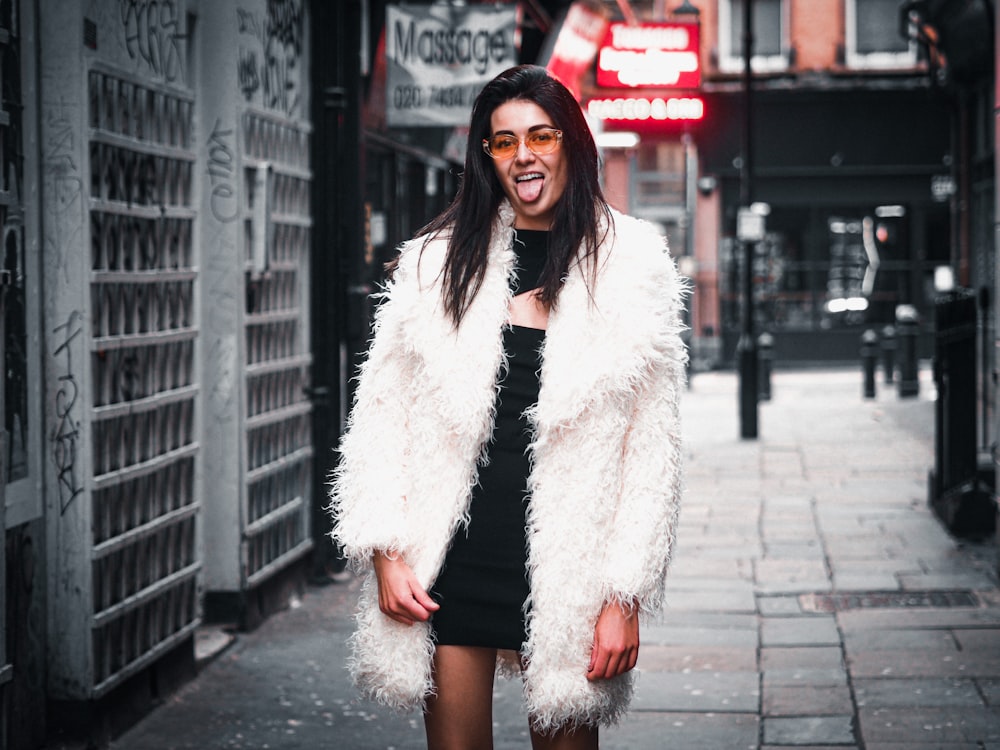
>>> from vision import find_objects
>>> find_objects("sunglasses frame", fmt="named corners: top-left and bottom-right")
top-left (482, 129), bottom-right (564, 160)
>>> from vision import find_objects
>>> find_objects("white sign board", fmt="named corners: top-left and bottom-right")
top-left (386, 3), bottom-right (519, 127)
top-left (737, 208), bottom-right (765, 242)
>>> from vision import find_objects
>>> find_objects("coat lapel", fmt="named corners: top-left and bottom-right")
top-left (398, 207), bottom-right (516, 442)
top-left (535, 212), bottom-right (671, 429)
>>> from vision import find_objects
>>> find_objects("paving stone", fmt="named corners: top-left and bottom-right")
top-left (688, 543), bottom-right (766, 560)
top-left (663, 589), bottom-right (758, 612)
top-left (858, 706), bottom-right (1000, 744)
top-left (846, 646), bottom-right (993, 679)
top-left (831, 573), bottom-right (902, 591)
top-left (822, 538), bottom-right (908, 561)
top-left (864, 744), bottom-right (990, 750)
top-left (637, 645), bottom-right (757, 673)
top-left (761, 517), bottom-right (817, 532)
top-left (640, 624), bottom-right (758, 648)
top-left (762, 668), bottom-right (848, 689)
top-left (853, 678), bottom-right (984, 708)
top-left (952, 628), bottom-right (1000, 652)
top-left (763, 684), bottom-right (853, 716)
top-left (668, 557), bottom-right (751, 579)
top-left (837, 607), bottom-right (1000, 631)
top-left (666, 576), bottom-right (757, 592)
top-left (652, 612), bottom-right (759, 630)
top-left (757, 558), bottom-right (830, 582)
top-left (762, 715), bottom-right (855, 745)
top-left (602, 711), bottom-right (759, 750)
top-left (761, 616), bottom-right (841, 647)
top-left (631, 671), bottom-right (759, 712)
top-left (763, 542), bottom-right (827, 560)
top-left (758, 579), bottom-right (834, 596)
top-left (828, 558), bottom-right (925, 577)
top-left (761, 493), bottom-right (813, 507)
top-left (921, 549), bottom-right (1000, 577)
top-left (760, 647), bottom-right (844, 671)
top-left (846, 631), bottom-right (1000, 679)
top-left (760, 508), bottom-right (819, 525)
top-left (841, 627), bottom-right (957, 651)
top-left (978, 678), bottom-right (1000, 707)
top-left (757, 595), bottom-right (804, 616)
top-left (761, 523), bottom-right (818, 536)
top-left (899, 572), bottom-right (999, 590)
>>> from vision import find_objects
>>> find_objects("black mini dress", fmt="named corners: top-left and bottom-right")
top-left (429, 229), bottom-right (548, 651)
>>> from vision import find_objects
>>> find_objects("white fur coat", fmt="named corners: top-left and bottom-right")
top-left (329, 202), bottom-right (687, 731)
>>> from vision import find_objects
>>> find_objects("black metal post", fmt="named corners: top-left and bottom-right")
top-left (861, 329), bottom-right (878, 399)
top-left (757, 332), bottom-right (773, 401)
top-left (880, 324), bottom-right (897, 384)
top-left (737, 0), bottom-right (758, 438)
top-left (896, 304), bottom-right (920, 398)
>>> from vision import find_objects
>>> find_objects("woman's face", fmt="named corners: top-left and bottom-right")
top-left (488, 99), bottom-right (568, 230)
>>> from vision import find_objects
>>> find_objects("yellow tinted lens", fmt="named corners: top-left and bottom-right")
top-left (488, 135), bottom-right (518, 159)
top-left (527, 130), bottom-right (559, 153)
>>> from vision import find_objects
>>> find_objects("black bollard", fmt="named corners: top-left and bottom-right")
top-left (880, 324), bottom-right (896, 384)
top-left (861, 328), bottom-right (878, 399)
top-left (896, 305), bottom-right (920, 398)
top-left (758, 332), bottom-right (774, 401)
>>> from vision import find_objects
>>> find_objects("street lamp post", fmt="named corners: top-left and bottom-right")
top-left (737, 0), bottom-right (758, 439)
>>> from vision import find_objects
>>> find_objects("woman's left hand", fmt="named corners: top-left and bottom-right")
top-left (586, 600), bottom-right (639, 681)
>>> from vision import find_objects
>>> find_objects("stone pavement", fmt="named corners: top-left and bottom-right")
top-left (105, 368), bottom-right (1000, 750)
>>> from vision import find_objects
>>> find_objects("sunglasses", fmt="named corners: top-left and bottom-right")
top-left (482, 129), bottom-right (563, 160)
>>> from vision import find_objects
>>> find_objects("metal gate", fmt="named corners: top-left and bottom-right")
top-left (240, 109), bottom-right (313, 586)
top-left (86, 65), bottom-right (200, 696)
top-left (198, 1), bottom-right (312, 609)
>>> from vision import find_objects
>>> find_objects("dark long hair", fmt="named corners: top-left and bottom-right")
top-left (417, 65), bottom-right (612, 327)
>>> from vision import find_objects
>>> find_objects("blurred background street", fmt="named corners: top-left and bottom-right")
top-left (4, 1), bottom-right (1000, 748)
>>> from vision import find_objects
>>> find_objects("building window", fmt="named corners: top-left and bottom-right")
top-left (718, 0), bottom-right (787, 74)
top-left (846, 0), bottom-right (917, 69)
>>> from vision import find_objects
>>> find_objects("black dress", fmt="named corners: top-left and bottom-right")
top-left (429, 229), bottom-right (548, 651)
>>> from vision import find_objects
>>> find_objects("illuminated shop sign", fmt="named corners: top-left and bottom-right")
top-left (596, 22), bottom-right (700, 88)
top-left (587, 96), bottom-right (704, 122)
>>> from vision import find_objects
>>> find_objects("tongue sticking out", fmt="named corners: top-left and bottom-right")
top-left (516, 175), bottom-right (544, 203)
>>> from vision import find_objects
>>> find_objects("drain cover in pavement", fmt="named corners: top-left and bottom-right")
top-left (799, 590), bottom-right (979, 613)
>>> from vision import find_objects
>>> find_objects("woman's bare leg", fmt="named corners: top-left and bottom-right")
top-left (530, 724), bottom-right (599, 750)
top-left (424, 645), bottom-right (498, 750)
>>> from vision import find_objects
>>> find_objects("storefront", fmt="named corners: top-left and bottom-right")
top-left (700, 85), bottom-right (953, 362)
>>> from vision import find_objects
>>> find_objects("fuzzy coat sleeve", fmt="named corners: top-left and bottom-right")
top-left (600, 236), bottom-right (687, 615)
top-left (328, 240), bottom-right (423, 568)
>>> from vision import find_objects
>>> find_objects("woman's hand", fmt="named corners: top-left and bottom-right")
top-left (372, 551), bottom-right (440, 626)
top-left (586, 600), bottom-right (639, 681)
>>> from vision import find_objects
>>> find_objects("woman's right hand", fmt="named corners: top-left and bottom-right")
top-left (372, 551), bottom-right (440, 626)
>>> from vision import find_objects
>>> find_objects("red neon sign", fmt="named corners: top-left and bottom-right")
top-left (587, 96), bottom-right (704, 122)
top-left (596, 22), bottom-right (700, 89)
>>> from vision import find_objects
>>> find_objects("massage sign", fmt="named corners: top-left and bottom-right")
top-left (386, 2), bottom-right (518, 127)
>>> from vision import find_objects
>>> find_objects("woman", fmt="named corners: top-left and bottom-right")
top-left (329, 65), bottom-right (687, 749)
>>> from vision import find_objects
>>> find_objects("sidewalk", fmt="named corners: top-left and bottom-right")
top-left (109, 368), bottom-right (1000, 750)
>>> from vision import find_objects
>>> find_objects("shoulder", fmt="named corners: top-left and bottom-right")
top-left (596, 209), bottom-right (685, 303)
top-left (391, 230), bottom-right (451, 291)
